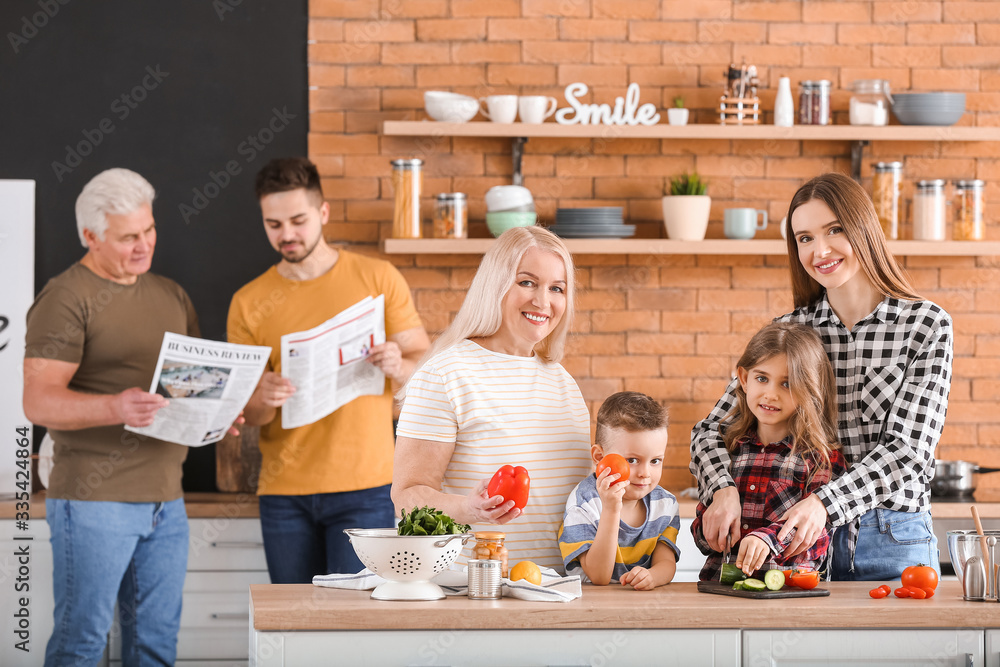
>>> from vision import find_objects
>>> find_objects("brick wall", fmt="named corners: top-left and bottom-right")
top-left (307, 1), bottom-right (1000, 494)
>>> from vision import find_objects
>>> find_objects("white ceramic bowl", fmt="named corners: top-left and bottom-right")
top-left (485, 185), bottom-right (534, 212)
top-left (424, 91), bottom-right (479, 123)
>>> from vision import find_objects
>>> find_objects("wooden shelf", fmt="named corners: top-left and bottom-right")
top-left (383, 121), bottom-right (1000, 142)
top-left (383, 238), bottom-right (1000, 256)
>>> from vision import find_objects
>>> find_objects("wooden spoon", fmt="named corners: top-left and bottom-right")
top-left (972, 506), bottom-right (992, 597)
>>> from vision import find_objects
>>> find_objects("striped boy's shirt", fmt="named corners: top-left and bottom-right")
top-left (396, 340), bottom-right (592, 571)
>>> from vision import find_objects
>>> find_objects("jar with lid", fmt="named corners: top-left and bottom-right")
top-left (472, 531), bottom-right (508, 577)
top-left (953, 179), bottom-right (985, 241)
top-left (434, 192), bottom-right (467, 239)
top-left (850, 79), bottom-right (892, 126)
top-left (798, 80), bottom-right (831, 125)
top-left (912, 179), bottom-right (947, 241)
top-left (871, 162), bottom-right (903, 240)
top-left (391, 158), bottom-right (423, 239)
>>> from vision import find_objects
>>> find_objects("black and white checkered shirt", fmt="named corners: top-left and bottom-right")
top-left (690, 294), bottom-right (953, 527)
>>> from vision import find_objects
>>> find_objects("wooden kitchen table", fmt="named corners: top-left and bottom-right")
top-left (250, 581), bottom-right (999, 666)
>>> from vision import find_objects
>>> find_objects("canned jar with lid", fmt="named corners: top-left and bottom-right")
top-left (473, 531), bottom-right (508, 577)
top-left (391, 158), bottom-right (423, 239)
top-left (799, 80), bottom-right (831, 125)
top-left (953, 179), bottom-right (985, 241)
top-left (871, 162), bottom-right (903, 240)
top-left (913, 179), bottom-right (947, 241)
top-left (434, 193), bottom-right (467, 239)
top-left (850, 80), bottom-right (892, 126)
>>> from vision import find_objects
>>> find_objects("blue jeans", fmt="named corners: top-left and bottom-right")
top-left (259, 484), bottom-right (395, 583)
top-left (45, 498), bottom-right (188, 667)
top-left (830, 508), bottom-right (939, 581)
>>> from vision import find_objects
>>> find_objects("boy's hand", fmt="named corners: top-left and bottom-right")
top-left (595, 467), bottom-right (628, 510)
top-left (735, 535), bottom-right (770, 575)
top-left (619, 566), bottom-right (655, 591)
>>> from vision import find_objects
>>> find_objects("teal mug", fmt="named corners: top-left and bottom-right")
top-left (724, 208), bottom-right (768, 239)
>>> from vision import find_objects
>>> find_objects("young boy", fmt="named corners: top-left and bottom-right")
top-left (558, 392), bottom-right (680, 590)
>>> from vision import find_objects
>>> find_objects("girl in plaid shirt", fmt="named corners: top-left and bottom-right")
top-left (692, 323), bottom-right (846, 580)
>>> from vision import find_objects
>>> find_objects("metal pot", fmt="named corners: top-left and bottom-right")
top-left (932, 459), bottom-right (1000, 497)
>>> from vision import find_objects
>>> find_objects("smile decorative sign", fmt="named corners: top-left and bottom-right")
top-left (554, 82), bottom-right (660, 126)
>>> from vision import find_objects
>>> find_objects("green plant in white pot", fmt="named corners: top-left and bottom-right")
top-left (661, 172), bottom-right (710, 240)
top-left (667, 96), bottom-right (689, 126)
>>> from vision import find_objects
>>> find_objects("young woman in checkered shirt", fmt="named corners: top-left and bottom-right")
top-left (693, 173), bottom-right (952, 580)
top-left (691, 322), bottom-right (847, 581)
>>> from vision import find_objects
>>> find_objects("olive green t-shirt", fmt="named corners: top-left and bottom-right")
top-left (25, 263), bottom-right (199, 502)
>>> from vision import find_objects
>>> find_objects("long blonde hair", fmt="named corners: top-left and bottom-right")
top-left (785, 172), bottom-right (920, 308)
top-left (723, 322), bottom-right (841, 476)
top-left (398, 226), bottom-right (575, 398)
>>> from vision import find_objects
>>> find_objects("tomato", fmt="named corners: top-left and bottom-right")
top-left (789, 570), bottom-right (820, 590)
top-left (487, 465), bottom-right (531, 510)
top-left (901, 564), bottom-right (939, 591)
top-left (904, 585), bottom-right (927, 599)
top-left (893, 587), bottom-right (910, 598)
top-left (782, 570), bottom-right (796, 587)
top-left (921, 587), bottom-right (935, 598)
top-left (878, 584), bottom-right (891, 595)
top-left (596, 453), bottom-right (630, 483)
top-left (869, 587), bottom-right (889, 599)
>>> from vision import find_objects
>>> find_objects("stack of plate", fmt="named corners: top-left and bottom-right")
top-left (891, 93), bottom-right (965, 126)
top-left (547, 207), bottom-right (635, 239)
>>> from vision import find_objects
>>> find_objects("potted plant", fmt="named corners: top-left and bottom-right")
top-left (667, 96), bottom-right (689, 126)
top-left (661, 172), bottom-right (711, 240)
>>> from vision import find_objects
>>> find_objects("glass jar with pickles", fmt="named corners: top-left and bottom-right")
top-left (472, 531), bottom-right (508, 577)
top-left (871, 162), bottom-right (902, 240)
top-left (953, 179), bottom-right (985, 241)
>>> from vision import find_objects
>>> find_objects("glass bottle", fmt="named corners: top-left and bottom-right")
top-left (913, 179), bottom-right (947, 241)
top-left (871, 162), bottom-right (903, 240)
top-left (850, 80), bottom-right (892, 126)
top-left (774, 76), bottom-right (794, 127)
top-left (473, 531), bottom-right (508, 577)
top-left (433, 193), bottom-right (467, 239)
top-left (391, 158), bottom-right (423, 239)
top-left (953, 179), bottom-right (985, 241)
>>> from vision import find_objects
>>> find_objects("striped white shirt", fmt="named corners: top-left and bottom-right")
top-left (396, 339), bottom-right (593, 571)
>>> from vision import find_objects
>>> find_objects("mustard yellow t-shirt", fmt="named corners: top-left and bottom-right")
top-left (227, 250), bottom-right (422, 496)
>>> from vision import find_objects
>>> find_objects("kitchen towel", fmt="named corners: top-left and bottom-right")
top-left (312, 566), bottom-right (582, 602)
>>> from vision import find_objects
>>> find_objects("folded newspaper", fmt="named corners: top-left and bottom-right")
top-left (280, 295), bottom-right (387, 429)
top-left (125, 333), bottom-right (270, 447)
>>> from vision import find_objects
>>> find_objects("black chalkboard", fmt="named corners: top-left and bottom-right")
top-left (0, 0), bottom-right (307, 490)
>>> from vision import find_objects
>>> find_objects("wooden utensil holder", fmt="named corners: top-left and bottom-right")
top-left (719, 95), bottom-right (760, 125)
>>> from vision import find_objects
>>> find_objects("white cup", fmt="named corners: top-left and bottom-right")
top-left (479, 95), bottom-right (518, 124)
top-left (518, 95), bottom-right (558, 124)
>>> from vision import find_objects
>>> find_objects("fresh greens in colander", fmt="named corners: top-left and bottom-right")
top-left (397, 506), bottom-right (470, 536)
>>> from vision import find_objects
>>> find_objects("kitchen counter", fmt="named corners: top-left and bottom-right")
top-left (250, 581), bottom-right (993, 631)
top-left (0, 491), bottom-right (260, 519)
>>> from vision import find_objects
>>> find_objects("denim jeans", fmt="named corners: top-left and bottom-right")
top-left (258, 484), bottom-right (395, 583)
top-left (830, 508), bottom-right (939, 581)
top-left (45, 498), bottom-right (188, 667)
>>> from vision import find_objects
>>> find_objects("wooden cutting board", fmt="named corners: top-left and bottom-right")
top-left (697, 581), bottom-right (831, 599)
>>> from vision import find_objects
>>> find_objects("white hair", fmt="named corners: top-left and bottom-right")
top-left (75, 168), bottom-right (156, 248)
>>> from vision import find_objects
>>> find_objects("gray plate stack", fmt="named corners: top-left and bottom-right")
top-left (547, 207), bottom-right (635, 238)
top-left (891, 93), bottom-right (965, 126)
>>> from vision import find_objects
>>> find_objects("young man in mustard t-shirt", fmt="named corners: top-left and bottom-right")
top-left (228, 158), bottom-right (429, 583)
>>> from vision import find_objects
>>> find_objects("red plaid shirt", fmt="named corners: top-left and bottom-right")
top-left (692, 434), bottom-right (847, 582)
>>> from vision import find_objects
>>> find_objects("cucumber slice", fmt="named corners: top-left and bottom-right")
top-left (732, 580), bottom-right (746, 590)
top-left (764, 569), bottom-right (785, 591)
top-left (719, 563), bottom-right (744, 585)
top-left (742, 578), bottom-right (767, 591)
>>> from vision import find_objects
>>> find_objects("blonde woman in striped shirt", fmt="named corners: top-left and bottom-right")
top-left (392, 227), bottom-right (592, 571)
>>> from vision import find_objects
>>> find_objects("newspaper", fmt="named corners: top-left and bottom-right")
top-left (280, 295), bottom-right (387, 429)
top-left (125, 333), bottom-right (270, 447)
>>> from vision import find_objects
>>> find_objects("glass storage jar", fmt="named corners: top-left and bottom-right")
top-left (913, 179), bottom-right (947, 241)
top-left (871, 161), bottom-right (903, 240)
top-left (850, 79), bottom-right (892, 126)
top-left (391, 158), bottom-right (423, 239)
top-left (798, 80), bottom-right (831, 125)
top-left (953, 179), bottom-right (985, 241)
top-left (433, 192), bottom-right (467, 239)
top-left (472, 531), bottom-right (508, 577)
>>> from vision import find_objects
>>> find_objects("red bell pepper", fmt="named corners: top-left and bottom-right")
top-left (487, 465), bottom-right (530, 510)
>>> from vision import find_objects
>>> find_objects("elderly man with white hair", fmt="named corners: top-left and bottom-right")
top-left (23, 168), bottom-right (199, 666)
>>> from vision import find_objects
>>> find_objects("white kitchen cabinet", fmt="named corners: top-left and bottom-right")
top-left (250, 628), bottom-right (741, 667)
top-left (675, 516), bottom-right (708, 583)
top-left (986, 629), bottom-right (1000, 667)
top-left (743, 629), bottom-right (984, 666)
top-left (0, 519), bottom-right (53, 667)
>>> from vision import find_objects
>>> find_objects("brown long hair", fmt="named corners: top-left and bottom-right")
top-left (723, 322), bottom-right (841, 476)
top-left (785, 172), bottom-right (920, 308)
